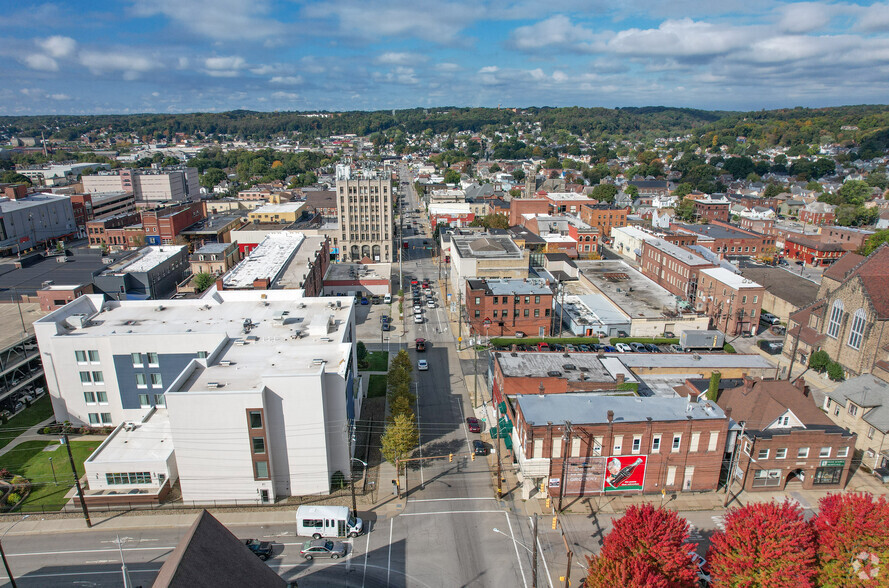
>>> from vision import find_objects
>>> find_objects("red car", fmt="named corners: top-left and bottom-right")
top-left (466, 417), bottom-right (481, 433)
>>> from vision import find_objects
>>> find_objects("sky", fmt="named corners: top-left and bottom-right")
top-left (3, 0), bottom-right (889, 115)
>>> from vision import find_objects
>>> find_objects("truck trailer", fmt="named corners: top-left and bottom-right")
top-left (679, 330), bottom-right (725, 351)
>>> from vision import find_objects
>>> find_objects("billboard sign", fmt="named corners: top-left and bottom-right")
top-left (603, 455), bottom-right (647, 492)
top-left (562, 457), bottom-right (607, 496)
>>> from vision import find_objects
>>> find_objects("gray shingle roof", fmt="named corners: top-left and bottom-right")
top-left (827, 374), bottom-right (889, 433)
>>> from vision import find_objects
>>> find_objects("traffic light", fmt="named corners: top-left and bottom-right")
top-left (448, 453), bottom-right (453, 463)
top-left (552, 516), bottom-right (557, 530)
top-left (471, 453), bottom-right (475, 461)
top-left (545, 497), bottom-right (550, 509)
top-left (539, 480), bottom-right (547, 494)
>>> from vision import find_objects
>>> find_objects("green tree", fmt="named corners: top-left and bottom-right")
top-left (544, 156), bottom-right (560, 169)
top-left (0, 172), bottom-right (32, 186)
top-left (707, 372), bottom-right (721, 401)
top-left (192, 273), bottom-right (214, 292)
top-left (673, 183), bottom-right (693, 198)
top-left (469, 213), bottom-right (510, 230)
top-left (808, 350), bottom-right (830, 373)
top-left (675, 198), bottom-right (696, 222)
top-left (590, 184), bottom-right (618, 204)
top-left (859, 229), bottom-right (889, 255)
top-left (381, 412), bottom-right (419, 471)
top-left (512, 169), bottom-right (525, 182)
top-left (763, 183), bottom-right (784, 199)
top-left (356, 341), bottom-right (368, 364)
top-left (488, 163), bottom-right (501, 173)
top-left (867, 171), bottom-right (889, 190)
top-left (200, 167), bottom-right (227, 189)
top-left (827, 361), bottom-right (845, 381)
top-left (624, 184), bottom-right (639, 198)
top-left (444, 169), bottom-right (461, 184)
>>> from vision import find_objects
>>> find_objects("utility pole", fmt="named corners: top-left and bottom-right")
top-left (63, 433), bottom-right (91, 528)
top-left (563, 550), bottom-right (572, 588)
top-left (495, 401), bottom-right (503, 499)
top-left (457, 290), bottom-right (463, 347)
top-left (558, 422), bottom-right (572, 512)
top-left (531, 514), bottom-right (538, 588)
top-left (558, 284), bottom-right (565, 338)
top-left (115, 535), bottom-right (133, 588)
top-left (723, 421), bottom-right (746, 507)
top-left (0, 540), bottom-right (17, 588)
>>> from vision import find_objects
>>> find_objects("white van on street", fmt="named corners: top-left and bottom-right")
top-left (296, 505), bottom-right (363, 539)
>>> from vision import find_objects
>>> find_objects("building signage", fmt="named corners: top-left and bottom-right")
top-left (820, 459), bottom-right (845, 467)
top-left (548, 477), bottom-right (560, 488)
top-left (603, 455), bottom-right (647, 492)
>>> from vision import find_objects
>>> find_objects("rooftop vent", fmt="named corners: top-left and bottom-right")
top-left (547, 370), bottom-right (562, 377)
top-left (206, 382), bottom-right (222, 389)
top-left (562, 364), bottom-right (576, 371)
top-left (233, 339), bottom-right (247, 346)
top-left (312, 358), bottom-right (326, 366)
top-left (218, 360), bottom-right (233, 367)
top-left (154, 305), bottom-right (165, 312)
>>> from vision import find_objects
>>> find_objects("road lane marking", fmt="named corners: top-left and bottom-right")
top-left (533, 517), bottom-right (556, 588)
top-left (8, 546), bottom-right (174, 557)
top-left (506, 512), bottom-right (528, 588)
top-left (362, 521), bottom-right (371, 588)
top-left (409, 497), bottom-right (497, 502)
top-left (400, 510), bottom-right (504, 516)
top-left (387, 518), bottom-right (393, 586)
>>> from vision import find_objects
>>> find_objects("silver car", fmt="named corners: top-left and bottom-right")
top-left (300, 539), bottom-right (346, 560)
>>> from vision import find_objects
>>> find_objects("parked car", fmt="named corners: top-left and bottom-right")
top-left (578, 344), bottom-right (591, 353)
top-left (669, 344), bottom-right (684, 353)
top-left (644, 343), bottom-right (661, 353)
top-left (300, 539), bottom-right (346, 560)
top-left (615, 343), bottom-right (633, 353)
top-left (873, 467), bottom-right (889, 483)
top-left (413, 314), bottom-right (423, 324)
top-left (473, 440), bottom-right (489, 456)
top-left (414, 305), bottom-right (422, 314)
top-left (514, 331), bottom-right (526, 338)
top-left (380, 315), bottom-right (391, 323)
top-left (244, 538), bottom-right (274, 561)
top-left (426, 299), bottom-right (435, 308)
top-left (418, 359), bottom-right (429, 371)
top-left (565, 344), bottom-right (577, 352)
top-left (603, 345), bottom-right (618, 352)
top-left (549, 343), bottom-right (564, 352)
top-left (371, 296), bottom-right (382, 305)
top-left (760, 312), bottom-right (780, 325)
top-left (515, 344), bottom-right (528, 351)
top-left (466, 417), bottom-right (481, 433)
top-left (630, 342), bottom-right (647, 352)
top-left (415, 338), bottom-right (426, 351)
top-left (360, 297), bottom-right (369, 305)
top-left (537, 342), bottom-right (550, 351)
top-left (381, 322), bottom-right (391, 332)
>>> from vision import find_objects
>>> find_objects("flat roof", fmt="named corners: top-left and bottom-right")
top-left (0, 302), bottom-right (43, 350)
top-left (560, 294), bottom-right (628, 327)
top-left (647, 239), bottom-right (712, 266)
top-left (467, 278), bottom-right (551, 295)
top-left (194, 242), bottom-right (232, 255)
top-left (115, 246), bottom-right (186, 274)
top-left (699, 267), bottom-right (762, 289)
top-left (88, 409), bottom-right (173, 464)
top-left (517, 393), bottom-right (725, 426)
top-left (737, 266), bottom-right (819, 308)
top-left (274, 235), bottom-right (331, 288)
top-left (495, 352), bottom-right (635, 383)
top-left (451, 235), bottom-right (524, 259)
top-left (543, 192), bottom-right (591, 200)
top-left (575, 260), bottom-right (686, 320)
top-left (179, 214), bottom-right (245, 234)
top-left (0, 193), bottom-right (69, 212)
top-left (0, 249), bottom-right (133, 296)
top-left (324, 262), bottom-right (391, 282)
top-left (673, 222), bottom-right (761, 241)
top-left (223, 233), bottom-right (305, 288)
top-left (617, 353), bottom-right (773, 369)
top-left (251, 203), bottom-right (305, 214)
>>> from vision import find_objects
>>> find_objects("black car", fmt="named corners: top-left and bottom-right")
top-left (515, 344), bottom-right (528, 351)
top-left (549, 343), bottom-right (564, 352)
top-left (644, 343), bottom-right (661, 353)
top-left (244, 538), bottom-right (274, 561)
top-left (473, 440), bottom-right (488, 456)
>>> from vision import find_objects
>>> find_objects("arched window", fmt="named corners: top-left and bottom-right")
top-left (848, 308), bottom-right (866, 350)
top-left (372, 245), bottom-right (381, 260)
top-left (827, 300), bottom-right (844, 339)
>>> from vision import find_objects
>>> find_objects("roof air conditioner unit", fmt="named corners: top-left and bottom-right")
top-left (219, 360), bottom-right (233, 366)
top-left (206, 382), bottom-right (222, 388)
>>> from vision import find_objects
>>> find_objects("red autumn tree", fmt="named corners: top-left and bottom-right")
top-left (708, 500), bottom-right (817, 587)
top-left (585, 504), bottom-right (698, 588)
top-left (812, 492), bottom-right (889, 586)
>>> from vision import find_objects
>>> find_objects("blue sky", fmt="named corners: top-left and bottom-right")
top-left (3, 0), bottom-right (889, 115)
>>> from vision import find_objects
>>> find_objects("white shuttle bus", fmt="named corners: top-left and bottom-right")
top-left (296, 505), bottom-right (363, 539)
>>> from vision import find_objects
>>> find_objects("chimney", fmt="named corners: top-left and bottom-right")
top-left (724, 407), bottom-right (732, 420)
top-left (793, 377), bottom-right (807, 393)
top-left (215, 277), bottom-right (224, 290)
top-left (616, 373), bottom-right (625, 385)
top-left (743, 376), bottom-right (755, 393)
top-left (689, 391), bottom-right (699, 404)
top-left (607, 410), bottom-right (614, 424)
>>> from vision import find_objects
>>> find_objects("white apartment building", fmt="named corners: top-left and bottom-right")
top-left (82, 167), bottom-right (200, 204)
top-left (336, 165), bottom-right (393, 263)
top-left (35, 290), bottom-right (360, 502)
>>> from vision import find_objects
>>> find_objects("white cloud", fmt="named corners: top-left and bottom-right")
top-left (23, 54), bottom-right (58, 71)
top-left (270, 75), bottom-right (304, 85)
top-left (606, 18), bottom-right (755, 58)
top-left (855, 2), bottom-right (889, 31)
top-left (777, 2), bottom-right (836, 33)
top-left (435, 62), bottom-right (461, 71)
top-left (271, 91), bottom-right (300, 100)
top-left (39, 36), bottom-right (77, 58)
top-left (478, 65), bottom-right (499, 74)
top-left (78, 51), bottom-right (158, 79)
top-left (132, 0), bottom-right (286, 41)
top-left (375, 52), bottom-right (426, 65)
top-left (49, 93), bottom-right (71, 100)
top-left (204, 56), bottom-right (246, 70)
top-left (509, 14), bottom-right (596, 51)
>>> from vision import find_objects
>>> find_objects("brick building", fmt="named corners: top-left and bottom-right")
top-left (640, 239), bottom-right (715, 303)
top-left (36, 283), bottom-right (95, 312)
top-left (520, 214), bottom-right (599, 258)
top-left (508, 198), bottom-right (550, 226)
top-left (798, 201), bottom-right (835, 226)
top-left (579, 204), bottom-right (629, 244)
top-left (689, 195), bottom-right (730, 222)
top-left (85, 212), bottom-right (142, 247)
top-left (784, 246), bottom-right (889, 378)
top-left (821, 226), bottom-right (875, 251)
top-left (105, 225), bottom-right (147, 249)
top-left (716, 377), bottom-right (855, 492)
top-left (671, 221), bottom-right (777, 258)
top-left (542, 192), bottom-right (591, 216)
top-left (466, 279), bottom-right (553, 337)
top-left (823, 375), bottom-right (889, 471)
top-left (784, 235), bottom-right (845, 266)
top-left (141, 202), bottom-right (205, 245)
top-left (511, 394), bottom-right (729, 497)
top-left (697, 267), bottom-right (764, 336)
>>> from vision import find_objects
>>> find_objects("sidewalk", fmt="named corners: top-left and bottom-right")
top-left (0, 416), bottom-right (55, 458)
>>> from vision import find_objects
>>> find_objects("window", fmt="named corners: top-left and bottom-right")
top-left (814, 466), bottom-right (842, 485)
top-left (535, 296), bottom-right (540, 304)
top-left (131, 353), bottom-right (143, 366)
top-left (708, 431), bottom-right (719, 452)
top-left (135, 373), bottom-right (147, 388)
top-left (92, 371), bottom-right (104, 384)
top-left (80, 371), bottom-right (92, 384)
top-left (523, 309), bottom-right (529, 317)
top-left (592, 437), bottom-right (602, 456)
top-left (742, 295), bottom-right (747, 304)
top-left (84, 391), bottom-right (96, 404)
top-left (255, 461), bottom-right (269, 479)
top-left (848, 308), bottom-right (866, 350)
top-left (138, 394), bottom-right (150, 407)
top-left (88, 350), bottom-right (100, 363)
top-left (631, 436), bottom-right (641, 454)
top-left (571, 437), bottom-right (581, 457)
top-left (797, 447), bottom-right (809, 458)
top-left (474, 310), bottom-right (480, 318)
top-left (827, 300), bottom-right (844, 338)
top-left (249, 411), bottom-right (263, 429)
top-left (753, 295), bottom-right (758, 303)
top-left (147, 352), bottom-right (159, 367)
top-left (75, 350), bottom-right (87, 363)
top-left (154, 394), bottom-right (165, 407)
top-left (776, 448), bottom-right (787, 459)
top-left (612, 435), bottom-right (623, 455)
top-left (672, 434), bottom-right (681, 452)
top-left (757, 448), bottom-right (770, 459)
top-left (689, 432), bottom-right (700, 453)
top-left (100, 413), bottom-right (112, 424)
top-left (474, 297), bottom-right (480, 305)
top-left (779, 416), bottom-right (789, 426)
top-left (837, 447), bottom-right (849, 458)
top-left (525, 296), bottom-right (530, 304)
top-left (849, 404), bottom-right (859, 417)
top-left (534, 309), bottom-right (540, 317)
top-left (252, 437), bottom-right (266, 454)
top-left (753, 469), bottom-right (782, 488)
top-left (88, 413), bottom-right (100, 424)
top-left (493, 310), bottom-right (498, 318)
top-left (652, 434), bottom-right (661, 452)
top-left (96, 391), bottom-right (107, 404)
top-left (868, 426), bottom-right (876, 439)
top-left (105, 472), bottom-right (152, 485)
top-left (197, 351), bottom-right (208, 359)
top-left (150, 373), bottom-right (163, 388)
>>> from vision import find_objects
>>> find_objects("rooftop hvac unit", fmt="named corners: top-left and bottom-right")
top-left (154, 305), bottom-right (165, 312)
top-left (312, 358), bottom-right (326, 365)
top-left (233, 339), bottom-right (247, 346)
top-left (206, 382), bottom-right (222, 388)
top-left (218, 360), bottom-right (233, 366)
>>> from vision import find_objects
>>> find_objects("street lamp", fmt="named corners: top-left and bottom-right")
top-left (1, 515), bottom-right (30, 588)
top-left (349, 457), bottom-right (368, 519)
top-left (493, 524), bottom-right (538, 588)
top-left (48, 457), bottom-right (57, 485)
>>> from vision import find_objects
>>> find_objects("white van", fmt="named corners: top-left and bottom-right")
top-left (296, 505), bottom-right (363, 539)
top-left (384, 293), bottom-right (392, 304)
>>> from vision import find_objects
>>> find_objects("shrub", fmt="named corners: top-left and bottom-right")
top-left (331, 470), bottom-right (346, 490)
top-left (0, 469), bottom-right (9, 479)
top-left (723, 343), bottom-right (736, 354)
top-left (809, 350), bottom-right (830, 373)
top-left (6, 493), bottom-right (20, 506)
top-left (10, 476), bottom-right (25, 485)
top-left (827, 361), bottom-right (845, 381)
top-left (813, 493), bottom-right (889, 586)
